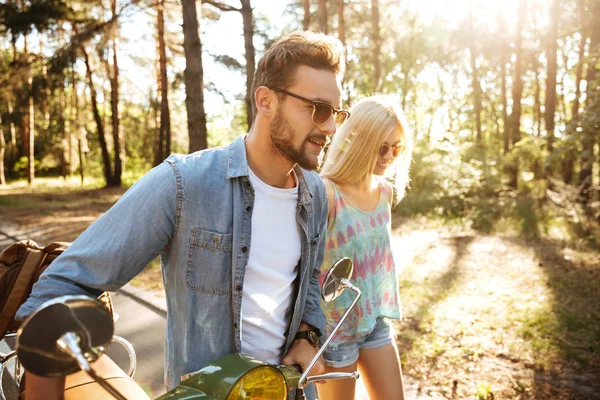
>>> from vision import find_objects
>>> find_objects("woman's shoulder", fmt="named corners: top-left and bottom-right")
top-left (320, 177), bottom-right (337, 220)
top-left (377, 177), bottom-right (394, 205)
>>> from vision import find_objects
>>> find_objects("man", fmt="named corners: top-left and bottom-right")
top-left (17, 30), bottom-right (349, 398)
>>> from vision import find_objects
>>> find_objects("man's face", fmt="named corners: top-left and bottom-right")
top-left (269, 66), bottom-right (342, 170)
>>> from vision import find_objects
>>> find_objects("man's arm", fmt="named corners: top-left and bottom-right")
top-left (281, 186), bottom-right (330, 374)
top-left (17, 161), bottom-right (179, 319)
top-left (17, 161), bottom-right (180, 399)
top-left (281, 322), bottom-right (323, 375)
top-left (298, 186), bottom-right (328, 338)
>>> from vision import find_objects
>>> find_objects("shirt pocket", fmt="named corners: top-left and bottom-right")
top-left (187, 228), bottom-right (233, 295)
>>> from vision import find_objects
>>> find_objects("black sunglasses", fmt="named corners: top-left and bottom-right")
top-left (379, 143), bottom-right (405, 158)
top-left (269, 87), bottom-right (351, 126)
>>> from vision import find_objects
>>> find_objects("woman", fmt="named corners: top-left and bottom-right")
top-left (317, 95), bottom-right (413, 400)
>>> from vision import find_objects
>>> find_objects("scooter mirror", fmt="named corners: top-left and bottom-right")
top-left (16, 295), bottom-right (114, 378)
top-left (321, 257), bottom-right (353, 302)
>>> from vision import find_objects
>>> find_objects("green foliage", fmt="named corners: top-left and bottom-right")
top-left (0, 0), bottom-right (77, 36)
top-left (475, 382), bottom-right (494, 400)
top-left (12, 156), bottom-right (39, 178)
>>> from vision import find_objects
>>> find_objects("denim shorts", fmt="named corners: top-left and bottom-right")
top-left (322, 317), bottom-right (395, 368)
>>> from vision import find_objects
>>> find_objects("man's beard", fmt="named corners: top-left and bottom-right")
top-left (270, 110), bottom-right (325, 171)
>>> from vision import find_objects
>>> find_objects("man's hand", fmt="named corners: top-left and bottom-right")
top-left (281, 324), bottom-right (324, 375)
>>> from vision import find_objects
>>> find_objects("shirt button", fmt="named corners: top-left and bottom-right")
top-left (235, 285), bottom-right (242, 291)
top-left (241, 246), bottom-right (248, 253)
top-left (246, 206), bottom-right (252, 212)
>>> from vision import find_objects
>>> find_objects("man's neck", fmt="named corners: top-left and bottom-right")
top-left (245, 124), bottom-right (296, 189)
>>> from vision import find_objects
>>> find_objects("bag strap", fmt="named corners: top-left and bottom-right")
top-left (0, 248), bottom-right (49, 335)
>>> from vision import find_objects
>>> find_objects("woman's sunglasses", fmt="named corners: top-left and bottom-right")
top-left (269, 87), bottom-right (351, 126)
top-left (379, 143), bottom-right (405, 158)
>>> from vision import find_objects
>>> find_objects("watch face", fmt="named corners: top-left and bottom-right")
top-left (308, 331), bottom-right (319, 346)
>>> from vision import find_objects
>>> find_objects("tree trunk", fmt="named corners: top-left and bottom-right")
top-left (318, 0), bottom-right (327, 33)
top-left (0, 111), bottom-right (5, 185)
top-left (468, 1), bottom-right (482, 146)
top-left (78, 134), bottom-right (85, 185)
top-left (71, 52), bottom-right (80, 179)
top-left (21, 35), bottom-right (34, 185)
top-left (27, 76), bottom-right (34, 185)
top-left (40, 39), bottom-right (50, 130)
top-left (534, 65), bottom-right (542, 136)
top-left (156, 0), bottom-right (171, 165)
top-left (338, 0), bottom-right (346, 101)
top-left (82, 45), bottom-right (112, 185)
top-left (241, 0), bottom-right (255, 130)
top-left (303, 0), bottom-right (310, 30)
top-left (182, 0), bottom-right (208, 153)
top-left (579, 0), bottom-right (600, 203)
top-left (562, 0), bottom-right (586, 184)
top-left (572, 0), bottom-right (587, 119)
top-left (498, 11), bottom-right (509, 154)
top-left (372, 0), bottom-right (382, 92)
top-left (510, 0), bottom-right (526, 147)
top-left (59, 73), bottom-right (68, 179)
top-left (507, 0), bottom-right (527, 189)
top-left (544, 0), bottom-right (559, 154)
top-left (109, 0), bottom-right (122, 187)
top-left (72, 57), bottom-right (85, 185)
top-left (338, 0), bottom-right (345, 46)
top-left (7, 101), bottom-right (16, 162)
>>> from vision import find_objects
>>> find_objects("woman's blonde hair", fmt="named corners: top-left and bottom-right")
top-left (320, 95), bottom-right (413, 201)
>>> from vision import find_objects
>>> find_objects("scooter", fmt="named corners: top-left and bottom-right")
top-left (1, 257), bottom-right (361, 400)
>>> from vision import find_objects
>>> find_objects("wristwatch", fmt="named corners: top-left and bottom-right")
top-left (294, 329), bottom-right (320, 348)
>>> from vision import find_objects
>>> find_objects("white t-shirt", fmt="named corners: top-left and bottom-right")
top-left (240, 168), bottom-right (301, 363)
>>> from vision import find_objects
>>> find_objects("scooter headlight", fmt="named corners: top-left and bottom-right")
top-left (226, 365), bottom-right (287, 400)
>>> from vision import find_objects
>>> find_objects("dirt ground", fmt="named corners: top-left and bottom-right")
top-left (1, 184), bottom-right (598, 399)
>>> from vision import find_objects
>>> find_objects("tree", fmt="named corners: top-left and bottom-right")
top-left (507, 0), bottom-right (527, 188)
top-left (571, 0), bottom-right (587, 120)
top-left (241, 0), bottom-right (255, 129)
top-left (182, 0), bottom-right (208, 152)
top-left (108, 0), bottom-right (123, 186)
top-left (579, 0), bottom-right (600, 204)
top-left (303, 0), bottom-right (310, 30)
top-left (82, 42), bottom-right (112, 185)
top-left (544, 0), bottom-right (559, 155)
top-left (497, 10), bottom-right (510, 154)
top-left (318, 0), bottom-right (327, 33)
top-left (155, 0), bottom-right (171, 165)
top-left (468, 0), bottom-right (482, 146)
top-left (205, 0), bottom-right (256, 130)
top-left (0, 109), bottom-right (5, 185)
top-left (371, 0), bottom-right (381, 92)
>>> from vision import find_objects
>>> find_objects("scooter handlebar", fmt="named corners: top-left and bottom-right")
top-left (303, 371), bottom-right (360, 384)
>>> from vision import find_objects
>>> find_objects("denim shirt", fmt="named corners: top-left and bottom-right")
top-left (17, 135), bottom-right (328, 389)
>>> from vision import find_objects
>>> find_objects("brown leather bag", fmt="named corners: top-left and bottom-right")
top-left (0, 240), bottom-right (71, 337)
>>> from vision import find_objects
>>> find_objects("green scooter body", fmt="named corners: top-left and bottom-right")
top-left (155, 354), bottom-right (301, 400)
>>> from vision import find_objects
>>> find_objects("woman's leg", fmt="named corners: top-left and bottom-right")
top-left (357, 340), bottom-right (405, 400)
top-left (315, 362), bottom-right (358, 400)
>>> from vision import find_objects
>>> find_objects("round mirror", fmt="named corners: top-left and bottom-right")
top-left (16, 295), bottom-right (114, 377)
top-left (321, 257), bottom-right (353, 303)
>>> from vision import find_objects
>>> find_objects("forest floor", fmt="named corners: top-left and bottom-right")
top-left (1, 178), bottom-right (598, 399)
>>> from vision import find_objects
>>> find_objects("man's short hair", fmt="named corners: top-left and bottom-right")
top-left (250, 30), bottom-right (346, 118)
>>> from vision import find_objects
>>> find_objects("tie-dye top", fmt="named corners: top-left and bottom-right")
top-left (318, 179), bottom-right (401, 345)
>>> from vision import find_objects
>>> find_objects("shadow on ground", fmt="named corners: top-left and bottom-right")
top-left (511, 237), bottom-right (600, 399)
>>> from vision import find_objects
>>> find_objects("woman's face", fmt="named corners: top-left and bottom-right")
top-left (373, 125), bottom-right (404, 176)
